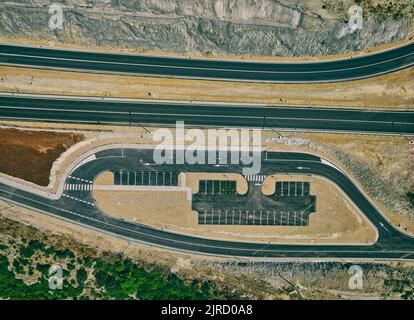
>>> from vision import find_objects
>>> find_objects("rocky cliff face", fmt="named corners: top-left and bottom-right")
top-left (0, 0), bottom-right (413, 57)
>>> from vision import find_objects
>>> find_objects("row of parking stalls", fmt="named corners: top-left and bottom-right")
top-left (198, 209), bottom-right (309, 226)
top-left (113, 171), bottom-right (179, 186)
top-left (275, 181), bottom-right (310, 196)
top-left (198, 180), bottom-right (237, 195)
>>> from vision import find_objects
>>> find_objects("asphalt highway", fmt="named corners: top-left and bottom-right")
top-left (0, 95), bottom-right (413, 134)
top-left (0, 42), bottom-right (413, 82)
top-left (0, 148), bottom-right (413, 260)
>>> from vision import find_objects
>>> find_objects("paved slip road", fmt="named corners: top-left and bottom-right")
top-left (0, 95), bottom-right (413, 135)
top-left (0, 148), bottom-right (414, 260)
top-left (0, 42), bottom-right (413, 83)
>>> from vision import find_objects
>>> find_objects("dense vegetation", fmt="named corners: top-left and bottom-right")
top-left (406, 192), bottom-right (414, 208)
top-left (0, 214), bottom-right (413, 300)
top-left (354, 0), bottom-right (414, 21)
top-left (0, 238), bottom-right (225, 300)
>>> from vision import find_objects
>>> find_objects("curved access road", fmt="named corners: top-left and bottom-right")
top-left (0, 42), bottom-right (413, 83)
top-left (0, 147), bottom-right (413, 260)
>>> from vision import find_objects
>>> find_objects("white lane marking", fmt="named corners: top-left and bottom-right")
top-left (69, 175), bottom-right (93, 184)
top-left (6, 188), bottom-right (409, 254)
top-left (0, 115), bottom-right (411, 136)
top-left (321, 158), bottom-right (342, 171)
top-left (63, 193), bottom-right (94, 206)
top-left (1, 105), bottom-right (413, 125)
top-left (3, 92), bottom-right (414, 115)
top-left (1, 60), bottom-right (413, 85)
top-left (1, 50), bottom-right (413, 74)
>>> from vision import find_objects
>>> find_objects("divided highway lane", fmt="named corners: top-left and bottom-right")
top-left (0, 148), bottom-right (414, 260)
top-left (0, 95), bottom-right (413, 134)
top-left (0, 42), bottom-right (413, 82)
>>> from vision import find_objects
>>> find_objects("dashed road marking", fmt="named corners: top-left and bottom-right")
top-left (68, 175), bottom-right (93, 183)
top-left (62, 193), bottom-right (94, 206)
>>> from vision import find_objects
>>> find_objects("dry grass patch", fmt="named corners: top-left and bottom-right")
top-left (0, 64), bottom-right (412, 109)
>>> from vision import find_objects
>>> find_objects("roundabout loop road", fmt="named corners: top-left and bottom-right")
top-left (0, 147), bottom-right (413, 260)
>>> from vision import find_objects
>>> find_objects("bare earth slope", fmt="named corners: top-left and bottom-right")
top-left (0, 0), bottom-right (413, 57)
top-left (0, 128), bottom-right (84, 186)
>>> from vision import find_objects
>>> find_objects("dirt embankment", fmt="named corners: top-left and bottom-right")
top-left (287, 133), bottom-right (414, 232)
top-left (1, 65), bottom-right (412, 110)
top-left (0, 128), bottom-right (84, 186)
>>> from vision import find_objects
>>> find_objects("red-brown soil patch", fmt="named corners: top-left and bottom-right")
top-left (0, 128), bottom-right (84, 186)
